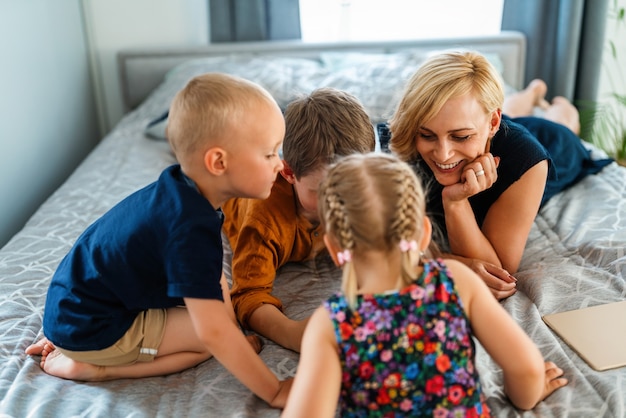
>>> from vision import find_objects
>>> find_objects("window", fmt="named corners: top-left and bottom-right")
top-left (299, 0), bottom-right (504, 42)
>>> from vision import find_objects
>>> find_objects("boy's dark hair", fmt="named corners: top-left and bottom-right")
top-left (282, 87), bottom-right (376, 179)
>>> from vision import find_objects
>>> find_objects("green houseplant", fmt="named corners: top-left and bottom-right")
top-left (579, 0), bottom-right (626, 165)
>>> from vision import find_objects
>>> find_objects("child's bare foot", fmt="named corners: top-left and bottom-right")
top-left (40, 342), bottom-right (106, 381)
top-left (25, 337), bottom-right (51, 356)
top-left (246, 334), bottom-right (264, 353)
top-left (28, 339), bottom-right (106, 381)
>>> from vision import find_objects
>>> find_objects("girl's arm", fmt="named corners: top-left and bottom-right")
top-left (444, 160), bottom-right (548, 273)
top-left (446, 259), bottom-right (567, 410)
top-left (184, 298), bottom-right (292, 408)
top-left (281, 306), bottom-right (342, 418)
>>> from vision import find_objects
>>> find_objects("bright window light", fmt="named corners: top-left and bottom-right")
top-left (299, 0), bottom-right (505, 42)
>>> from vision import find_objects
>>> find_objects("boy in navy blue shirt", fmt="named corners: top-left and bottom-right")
top-left (26, 72), bottom-right (291, 408)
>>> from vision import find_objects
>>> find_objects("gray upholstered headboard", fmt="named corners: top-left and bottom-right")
top-left (118, 31), bottom-right (526, 112)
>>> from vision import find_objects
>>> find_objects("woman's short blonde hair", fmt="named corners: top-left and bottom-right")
top-left (389, 51), bottom-right (505, 162)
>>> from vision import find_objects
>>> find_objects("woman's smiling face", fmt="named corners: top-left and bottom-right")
top-left (415, 93), bottom-right (497, 186)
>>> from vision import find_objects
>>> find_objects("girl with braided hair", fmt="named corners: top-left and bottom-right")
top-left (282, 153), bottom-right (566, 418)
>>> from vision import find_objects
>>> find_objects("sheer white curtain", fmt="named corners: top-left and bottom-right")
top-left (299, 0), bottom-right (504, 42)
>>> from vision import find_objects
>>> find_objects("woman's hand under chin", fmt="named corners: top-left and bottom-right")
top-left (442, 153), bottom-right (500, 203)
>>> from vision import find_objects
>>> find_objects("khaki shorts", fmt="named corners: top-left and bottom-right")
top-left (56, 309), bottom-right (167, 366)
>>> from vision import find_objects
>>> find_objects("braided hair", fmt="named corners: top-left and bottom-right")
top-left (318, 152), bottom-right (428, 308)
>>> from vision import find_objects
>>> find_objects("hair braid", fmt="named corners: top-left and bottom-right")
top-left (389, 168), bottom-right (421, 244)
top-left (318, 152), bottom-right (429, 308)
top-left (324, 187), bottom-right (355, 251)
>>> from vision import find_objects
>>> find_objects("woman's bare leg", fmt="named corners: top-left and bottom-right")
top-left (542, 96), bottom-right (581, 135)
top-left (503, 79), bottom-right (580, 134)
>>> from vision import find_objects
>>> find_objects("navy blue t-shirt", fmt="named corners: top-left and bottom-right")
top-left (43, 165), bottom-right (224, 351)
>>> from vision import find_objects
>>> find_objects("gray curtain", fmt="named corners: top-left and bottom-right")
top-left (209, 0), bottom-right (301, 42)
top-left (501, 0), bottom-right (609, 103)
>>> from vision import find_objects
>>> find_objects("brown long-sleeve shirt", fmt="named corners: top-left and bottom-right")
top-left (222, 175), bottom-right (325, 328)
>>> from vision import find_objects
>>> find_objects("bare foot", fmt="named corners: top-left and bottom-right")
top-left (528, 79), bottom-right (550, 109)
top-left (246, 334), bottom-right (264, 354)
top-left (504, 79), bottom-right (580, 135)
top-left (503, 79), bottom-right (550, 117)
top-left (25, 337), bottom-right (50, 356)
top-left (544, 96), bottom-right (581, 135)
top-left (40, 342), bottom-right (106, 381)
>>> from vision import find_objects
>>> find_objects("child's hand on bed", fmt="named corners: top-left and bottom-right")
top-left (539, 361), bottom-right (568, 403)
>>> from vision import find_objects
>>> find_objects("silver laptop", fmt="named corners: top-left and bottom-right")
top-left (542, 300), bottom-right (626, 371)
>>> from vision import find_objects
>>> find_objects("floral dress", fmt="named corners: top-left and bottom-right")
top-left (323, 259), bottom-right (491, 417)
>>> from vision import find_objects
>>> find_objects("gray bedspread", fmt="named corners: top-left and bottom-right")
top-left (1, 56), bottom-right (625, 418)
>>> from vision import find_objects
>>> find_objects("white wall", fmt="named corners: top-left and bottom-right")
top-left (0, 0), bottom-right (99, 248)
top-left (0, 0), bottom-right (208, 249)
top-left (82, 0), bottom-right (209, 134)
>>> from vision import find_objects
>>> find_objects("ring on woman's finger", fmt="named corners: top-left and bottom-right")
top-left (475, 169), bottom-right (485, 177)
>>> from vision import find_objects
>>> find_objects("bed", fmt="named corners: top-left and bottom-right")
top-left (1, 31), bottom-right (624, 417)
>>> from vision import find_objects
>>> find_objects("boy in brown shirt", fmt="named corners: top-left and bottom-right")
top-left (222, 88), bottom-right (375, 352)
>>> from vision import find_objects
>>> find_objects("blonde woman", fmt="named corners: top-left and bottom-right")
top-left (386, 51), bottom-right (611, 299)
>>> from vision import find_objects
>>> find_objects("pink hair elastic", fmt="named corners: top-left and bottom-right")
top-left (337, 249), bottom-right (352, 265)
top-left (399, 239), bottom-right (418, 253)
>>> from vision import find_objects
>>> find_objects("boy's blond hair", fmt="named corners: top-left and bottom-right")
top-left (167, 72), bottom-right (278, 162)
top-left (389, 51), bottom-right (505, 162)
top-left (282, 87), bottom-right (375, 179)
top-left (318, 152), bottom-right (428, 308)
